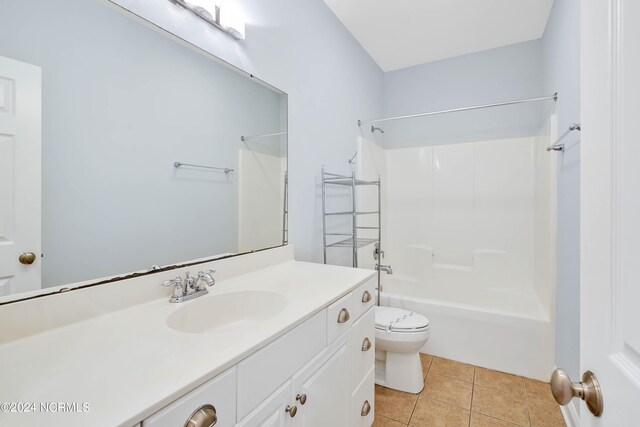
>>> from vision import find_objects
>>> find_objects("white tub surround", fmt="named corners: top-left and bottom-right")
top-left (0, 246), bottom-right (375, 427)
top-left (356, 117), bottom-right (557, 380)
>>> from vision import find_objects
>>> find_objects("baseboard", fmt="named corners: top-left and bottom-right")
top-left (560, 401), bottom-right (580, 427)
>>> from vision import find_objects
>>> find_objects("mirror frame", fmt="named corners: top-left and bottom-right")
top-left (0, 0), bottom-right (288, 306)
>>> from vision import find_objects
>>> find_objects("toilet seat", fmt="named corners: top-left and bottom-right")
top-left (375, 306), bottom-right (430, 333)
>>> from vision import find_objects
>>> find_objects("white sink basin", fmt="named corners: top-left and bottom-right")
top-left (167, 291), bottom-right (288, 334)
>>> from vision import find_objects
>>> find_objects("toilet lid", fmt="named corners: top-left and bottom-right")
top-left (375, 306), bottom-right (430, 332)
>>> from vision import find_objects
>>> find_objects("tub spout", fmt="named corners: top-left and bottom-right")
top-left (376, 264), bottom-right (393, 275)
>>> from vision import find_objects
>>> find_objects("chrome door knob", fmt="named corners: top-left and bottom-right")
top-left (337, 308), bottom-right (350, 323)
top-left (19, 252), bottom-right (37, 265)
top-left (296, 393), bottom-right (307, 405)
top-left (185, 404), bottom-right (217, 427)
top-left (286, 405), bottom-right (298, 417)
top-left (550, 369), bottom-right (603, 417)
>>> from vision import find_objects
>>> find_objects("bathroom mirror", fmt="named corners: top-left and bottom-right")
top-left (0, 0), bottom-right (288, 302)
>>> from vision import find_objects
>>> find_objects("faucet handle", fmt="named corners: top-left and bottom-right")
top-left (161, 277), bottom-right (184, 300)
top-left (161, 277), bottom-right (182, 287)
top-left (197, 270), bottom-right (216, 287)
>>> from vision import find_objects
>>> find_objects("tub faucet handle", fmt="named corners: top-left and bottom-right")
top-left (374, 245), bottom-right (384, 260)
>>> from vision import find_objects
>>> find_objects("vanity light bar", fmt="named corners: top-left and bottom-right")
top-left (169, 0), bottom-right (245, 40)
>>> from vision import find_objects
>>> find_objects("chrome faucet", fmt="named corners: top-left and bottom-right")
top-left (376, 264), bottom-right (393, 275)
top-left (161, 270), bottom-right (216, 303)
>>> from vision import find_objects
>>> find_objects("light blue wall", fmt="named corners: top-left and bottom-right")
top-left (111, 0), bottom-right (385, 264)
top-left (380, 40), bottom-right (548, 148)
top-left (383, 40), bottom-right (544, 117)
top-left (541, 0), bottom-right (581, 408)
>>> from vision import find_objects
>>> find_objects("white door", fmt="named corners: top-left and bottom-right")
top-left (292, 342), bottom-right (349, 427)
top-left (580, 0), bottom-right (640, 424)
top-left (0, 55), bottom-right (41, 297)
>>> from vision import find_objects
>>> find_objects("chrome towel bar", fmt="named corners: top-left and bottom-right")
top-left (174, 161), bottom-right (234, 173)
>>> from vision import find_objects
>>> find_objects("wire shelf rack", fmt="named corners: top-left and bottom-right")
top-left (327, 238), bottom-right (379, 249)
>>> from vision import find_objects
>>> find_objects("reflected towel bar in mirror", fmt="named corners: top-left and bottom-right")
top-left (240, 131), bottom-right (288, 142)
top-left (174, 161), bottom-right (234, 174)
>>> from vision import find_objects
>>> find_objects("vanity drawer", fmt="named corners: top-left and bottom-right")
top-left (143, 367), bottom-right (236, 427)
top-left (236, 310), bottom-right (326, 420)
top-left (327, 292), bottom-right (354, 344)
top-left (350, 306), bottom-right (375, 391)
top-left (350, 366), bottom-right (375, 427)
top-left (350, 277), bottom-right (376, 321)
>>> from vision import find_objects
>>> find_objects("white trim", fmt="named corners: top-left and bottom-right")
top-left (560, 401), bottom-right (580, 427)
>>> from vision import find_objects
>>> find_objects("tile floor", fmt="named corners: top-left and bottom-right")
top-left (374, 354), bottom-right (567, 427)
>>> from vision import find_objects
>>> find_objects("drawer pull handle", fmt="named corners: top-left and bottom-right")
top-left (361, 337), bottom-right (372, 351)
top-left (361, 400), bottom-right (371, 416)
top-left (337, 308), bottom-right (351, 323)
top-left (286, 405), bottom-right (298, 417)
top-left (361, 290), bottom-right (372, 303)
top-left (296, 393), bottom-right (307, 405)
top-left (185, 404), bottom-right (217, 427)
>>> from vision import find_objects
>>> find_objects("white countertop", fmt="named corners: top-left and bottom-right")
top-left (0, 259), bottom-right (374, 426)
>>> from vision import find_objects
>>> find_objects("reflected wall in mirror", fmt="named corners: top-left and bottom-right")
top-left (0, 0), bottom-right (287, 300)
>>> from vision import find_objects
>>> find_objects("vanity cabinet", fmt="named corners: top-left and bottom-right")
top-left (142, 277), bottom-right (375, 427)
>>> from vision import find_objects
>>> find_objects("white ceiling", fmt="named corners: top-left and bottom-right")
top-left (322, 0), bottom-right (554, 72)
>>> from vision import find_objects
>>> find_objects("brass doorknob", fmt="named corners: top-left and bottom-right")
top-left (550, 369), bottom-right (603, 417)
top-left (296, 393), bottom-right (307, 405)
top-left (361, 400), bottom-right (371, 416)
top-left (19, 252), bottom-right (37, 265)
top-left (337, 308), bottom-right (351, 323)
top-left (362, 290), bottom-right (372, 303)
top-left (185, 404), bottom-right (217, 427)
top-left (286, 405), bottom-right (297, 417)
top-left (361, 337), bottom-right (372, 351)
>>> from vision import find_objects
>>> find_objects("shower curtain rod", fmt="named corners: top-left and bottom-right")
top-left (357, 93), bottom-right (558, 127)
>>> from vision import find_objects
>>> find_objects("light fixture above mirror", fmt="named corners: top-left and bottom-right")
top-left (170, 0), bottom-right (246, 39)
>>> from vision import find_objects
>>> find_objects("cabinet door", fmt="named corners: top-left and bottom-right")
top-left (292, 339), bottom-right (350, 427)
top-left (236, 380), bottom-right (292, 427)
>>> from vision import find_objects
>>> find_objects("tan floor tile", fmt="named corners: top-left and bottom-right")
top-left (523, 378), bottom-right (556, 404)
top-left (471, 412), bottom-right (522, 426)
top-left (420, 353), bottom-right (434, 379)
top-left (528, 398), bottom-right (566, 427)
top-left (373, 414), bottom-right (408, 427)
top-left (474, 367), bottom-right (525, 397)
top-left (472, 385), bottom-right (530, 426)
top-left (430, 357), bottom-right (475, 383)
top-left (422, 373), bottom-right (473, 409)
top-left (376, 384), bottom-right (418, 424)
top-left (409, 396), bottom-right (470, 427)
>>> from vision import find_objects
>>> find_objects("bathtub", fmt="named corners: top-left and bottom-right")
top-left (379, 276), bottom-right (555, 381)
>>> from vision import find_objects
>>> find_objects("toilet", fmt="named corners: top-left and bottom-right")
top-left (374, 306), bottom-right (431, 394)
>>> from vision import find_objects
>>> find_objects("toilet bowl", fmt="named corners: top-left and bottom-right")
top-left (374, 306), bottom-right (430, 394)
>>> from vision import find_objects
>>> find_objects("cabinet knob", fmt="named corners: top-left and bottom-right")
top-left (361, 337), bottom-right (372, 352)
top-left (185, 404), bottom-right (217, 427)
top-left (286, 405), bottom-right (298, 417)
top-left (361, 290), bottom-right (372, 303)
top-left (361, 400), bottom-right (371, 416)
top-left (337, 308), bottom-right (351, 323)
top-left (296, 393), bottom-right (307, 405)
